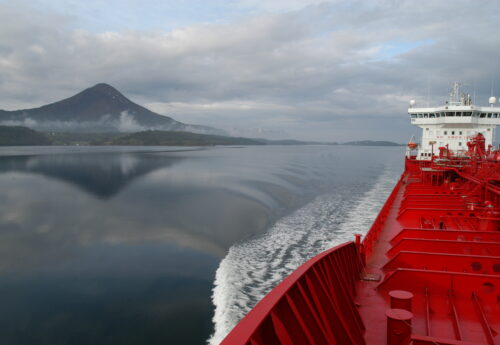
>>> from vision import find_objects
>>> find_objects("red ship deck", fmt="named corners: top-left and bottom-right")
top-left (219, 136), bottom-right (500, 345)
top-left (358, 159), bottom-right (500, 345)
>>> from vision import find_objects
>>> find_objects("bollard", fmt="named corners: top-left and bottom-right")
top-left (386, 308), bottom-right (413, 345)
top-left (389, 290), bottom-right (413, 312)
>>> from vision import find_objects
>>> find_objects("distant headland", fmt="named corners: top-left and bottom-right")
top-left (0, 125), bottom-right (402, 147)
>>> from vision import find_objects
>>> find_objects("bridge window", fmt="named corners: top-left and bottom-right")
top-left (418, 114), bottom-right (423, 118)
top-left (430, 113), bottom-right (435, 118)
top-left (480, 113), bottom-right (486, 118)
top-left (488, 113), bottom-right (492, 118)
top-left (424, 113), bottom-right (428, 118)
top-left (446, 112), bottom-right (454, 116)
top-left (411, 114), bottom-right (416, 118)
top-left (464, 112), bottom-right (471, 116)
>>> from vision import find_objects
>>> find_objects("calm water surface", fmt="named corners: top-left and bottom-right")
top-left (0, 145), bottom-right (403, 344)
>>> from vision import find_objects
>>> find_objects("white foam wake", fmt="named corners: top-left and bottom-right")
top-left (324, 166), bottom-right (401, 248)
top-left (208, 166), bottom-right (399, 344)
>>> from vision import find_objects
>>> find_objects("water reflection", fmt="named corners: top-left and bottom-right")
top-left (0, 147), bottom-right (319, 345)
top-left (0, 149), bottom-right (229, 345)
top-left (0, 153), bottom-right (184, 198)
top-left (0, 148), bottom-right (329, 264)
top-left (0, 146), bottom-right (403, 345)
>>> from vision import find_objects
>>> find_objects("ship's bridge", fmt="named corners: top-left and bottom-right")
top-left (408, 82), bottom-right (500, 160)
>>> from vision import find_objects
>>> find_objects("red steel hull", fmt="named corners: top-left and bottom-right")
top-left (219, 154), bottom-right (500, 345)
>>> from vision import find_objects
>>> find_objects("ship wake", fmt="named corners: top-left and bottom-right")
top-left (208, 166), bottom-right (399, 344)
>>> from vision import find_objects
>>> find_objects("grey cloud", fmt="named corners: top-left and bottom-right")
top-left (1, 1), bottom-right (500, 141)
top-left (0, 111), bottom-right (146, 133)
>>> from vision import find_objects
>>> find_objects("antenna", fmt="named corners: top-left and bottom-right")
top-left (449, 82), bottom-right (462, 105)
top-left (426, 77), bottom-right (430, 107)
top-left (473, 80), bottom-right (476, 104)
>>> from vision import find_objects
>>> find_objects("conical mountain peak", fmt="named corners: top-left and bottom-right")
top-left (91, 82), bottom-right (115, 90)
top-left (0, 83), bottom-right (225, 135)
top-left (81, 83), bottom-right (126, 99)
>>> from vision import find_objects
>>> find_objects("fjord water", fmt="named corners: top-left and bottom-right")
top-left (0, 145), bottom-right (402, 345)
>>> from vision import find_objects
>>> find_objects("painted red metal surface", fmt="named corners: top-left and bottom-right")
top-left (218, 242), bottom-right (364, 345)
top-left (219, 134), bottom-right (500, 345)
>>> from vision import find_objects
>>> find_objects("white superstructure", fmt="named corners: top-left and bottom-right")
top-left (408, 82), bottom-right (500, 160)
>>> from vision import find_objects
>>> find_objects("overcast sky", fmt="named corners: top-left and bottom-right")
top-left (1, 0), bottom-right (500, 141)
